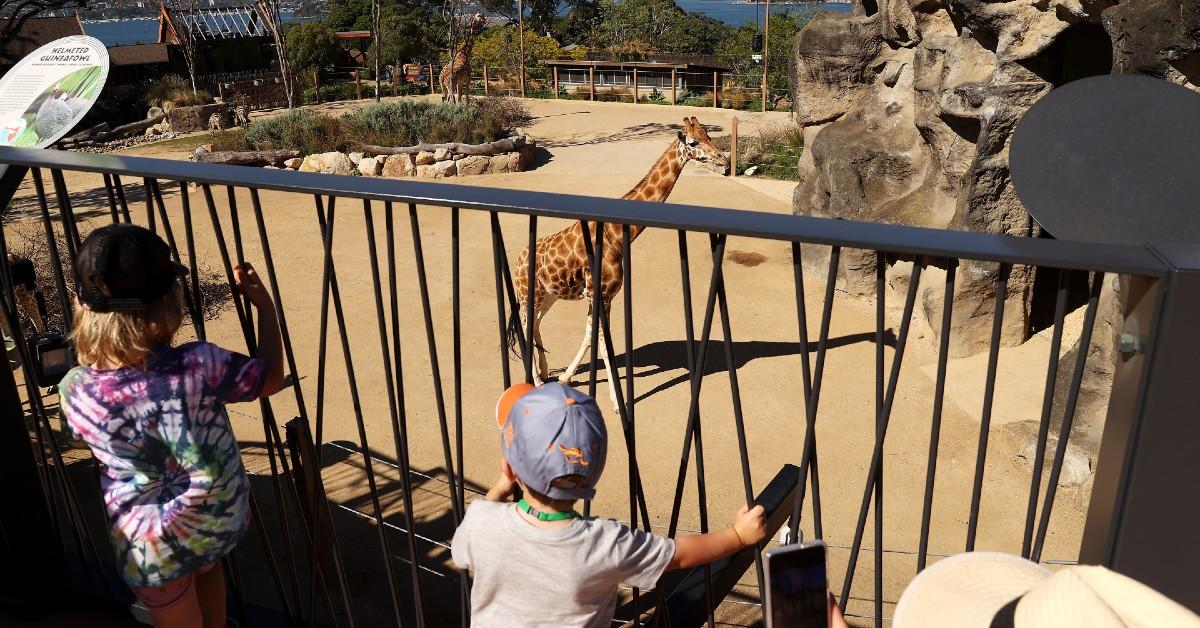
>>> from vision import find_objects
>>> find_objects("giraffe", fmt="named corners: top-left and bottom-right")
top-left (440, 13), bottom-right (486, 104)
top-left (507, 117), bottom-right (729, 409)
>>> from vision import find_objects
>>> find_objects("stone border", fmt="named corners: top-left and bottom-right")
top-left (284, 135), bottom-right (538, 178)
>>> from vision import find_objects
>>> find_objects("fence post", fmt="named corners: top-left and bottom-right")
top-left (314, 69), bottom-right (320, 104)
top-left (730, 116), bottom-right (738, 177)
top-left (1080, 252), bottom-right (1200, 613)
top-left (589, 67), bottom-right (595, 101)
top-left (633, 67), bottom-right (638, 102)
top-left (713, 71), bottom-right (719, 108)
top-left (430, 63), bottom-right (436, 95)
top-left (354, 70), bottom-right (362, 100)
top-left (762, 0), bottom-right (770, 112)
top-left (671, 67), bottom-right (677, 104)
top-left (553, 66), bottom-right (558, 99)
top-left (483, 65), bottom-right (489, 96)
top-left (392, 65), bottom-right (398, 97)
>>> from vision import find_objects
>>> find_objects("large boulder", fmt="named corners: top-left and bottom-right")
top-left (416, 160), bottom-right (457, 178)
top-left (1103, 0), bottom-right (1200, 87)
top-left (381, 154), bottom-right (415, 177)
top-left (358, 156), bottom-right (382, 177)
top-left (456, 155), bottom-right (490, 176)
top-left (167, 103), bottom-right (229, 133)
top-left (298, 152), bottom-right (354, 176)
top-left (488, 152), bottom-right (521, 174)
top-left (415, 150), bottom-right (436, 165)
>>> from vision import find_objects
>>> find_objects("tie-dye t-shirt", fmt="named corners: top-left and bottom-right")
top-left (59, 341), bottom-right (266, 588)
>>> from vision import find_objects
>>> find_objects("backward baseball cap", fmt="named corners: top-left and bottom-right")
top-left (495, 382), bottom-right (608, 501)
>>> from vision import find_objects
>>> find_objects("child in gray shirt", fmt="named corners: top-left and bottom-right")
top-left (452, 382), bottom-right (767, 627)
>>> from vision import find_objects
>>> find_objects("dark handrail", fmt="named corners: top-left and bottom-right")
top-left (0, 147), bottom-right (1166, 276)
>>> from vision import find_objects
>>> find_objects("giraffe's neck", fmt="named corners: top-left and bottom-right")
top-left (456, 30), bottom-right (478, 65)
top-left (609, 139), bottom-right (685, 243)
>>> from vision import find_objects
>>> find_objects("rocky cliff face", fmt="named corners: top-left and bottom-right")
top-left (791, 0), bottom-right (1200, 357)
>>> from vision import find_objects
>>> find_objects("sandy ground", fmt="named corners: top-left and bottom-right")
top-left (6, 96), bottom-right (1092, 626)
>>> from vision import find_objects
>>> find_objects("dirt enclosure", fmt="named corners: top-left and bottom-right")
top-left (5, 97), bottom-right (1094, 626)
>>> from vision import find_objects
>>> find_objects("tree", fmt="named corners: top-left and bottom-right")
top-left (473, 25), bottom-right (565, 70)
top-left (715, 9), bottom-right (811, 105)
top-left (0, 0), bottom-right (89, 67)
top-left (161, 0), bottom-right (201, 93)
top-left (590, 0), bottom-right (729, 55)
top-left (255, 0), bottom-right (297, 107)
top-left (287, 21), bottom-right (340, 72)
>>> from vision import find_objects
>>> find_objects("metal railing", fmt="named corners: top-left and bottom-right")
top-left (0, 145), bottom-right (1196, 626)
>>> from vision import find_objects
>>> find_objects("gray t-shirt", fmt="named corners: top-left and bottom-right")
top-left (451, 499), bottom-right (676, 628)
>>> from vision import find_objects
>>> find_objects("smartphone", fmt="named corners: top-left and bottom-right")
top-left (765, 540), bottom-right (830, 628)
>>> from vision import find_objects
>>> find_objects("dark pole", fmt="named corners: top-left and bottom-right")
top-left (1081, 251), bottom-right (1200, 613)
top-left (0, 164), bottom-right (62, 617)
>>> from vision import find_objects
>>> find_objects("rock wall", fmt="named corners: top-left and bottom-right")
top-left (791, 0), bottom-right (1200, 358)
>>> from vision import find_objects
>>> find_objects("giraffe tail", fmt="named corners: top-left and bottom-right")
top-left (506, 308), bottom-right (525, 362)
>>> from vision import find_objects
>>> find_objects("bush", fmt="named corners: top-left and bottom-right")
top-left (640, 87), bottom-right (667, 104)
top-left (145, 75), bottom-right (214, 108)
top-left (711, 122), bottom-right (804, 181)
top-left (244, 109), bottom-right (349, 155)
top-left (473, 96), bottom-right (533, 130)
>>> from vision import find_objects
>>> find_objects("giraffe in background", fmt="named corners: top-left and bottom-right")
top-left (507, 117), bottom-right (730, 409)
top-left (440, 13), bottom-right (486, 104)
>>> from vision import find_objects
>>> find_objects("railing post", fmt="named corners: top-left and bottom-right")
top-left (589, 66), bottom-right (595, 101)
top-left (430, 63), bottom-right (436, 95)
top-left (633, 67), bottom-right (638, 102)
top-left (671, 67), bottom-right (677, 104)
top-left (713, 71), bottom-right (719, 108)
top-left (484, 65), bottom-right (489, 96)
top-left (354, 70), bottom-right (362, 100)
top-left (730, 117), bottom-right (738, 177)
top-left (0, 164), bottom-right (62, 616)
top-left (553, 66), bottom-right (558, 99)
top-left (1081, 246), bottom-right (1200, 613)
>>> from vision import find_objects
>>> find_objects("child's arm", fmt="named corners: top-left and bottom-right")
top-left (484, 459), bottom-right (518, 502)
top-left (667, 504), bottom-right (767, 570)
top-left (234, 263), bottom-right (285, 397)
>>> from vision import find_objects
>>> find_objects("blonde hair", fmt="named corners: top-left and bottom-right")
top-left (70, 284), bottom-right (184, 369)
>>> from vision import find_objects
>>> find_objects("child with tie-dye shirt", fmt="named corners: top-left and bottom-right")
top-left (59, 224), bottom-right (284, 628)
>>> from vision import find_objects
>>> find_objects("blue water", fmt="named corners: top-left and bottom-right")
top-left (678, 0), bottom-right (850, 26)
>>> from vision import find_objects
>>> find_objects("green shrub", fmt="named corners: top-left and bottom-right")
top-left (210, 128), bottom-right (248, 152)
top-left (244, 109), bottom-right (349, 155)
top-left (640, 88), bottom-right (667, 104)
top-left (712, 123), bottom-right (804, 181)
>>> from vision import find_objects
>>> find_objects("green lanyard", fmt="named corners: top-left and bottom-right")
top-left (518, 498), bottom-right (580, 522)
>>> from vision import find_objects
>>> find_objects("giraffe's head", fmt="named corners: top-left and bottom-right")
top-left (469, 12), bottom-right (486, 33)
top-left (677, 117), bottom-right (729, 175)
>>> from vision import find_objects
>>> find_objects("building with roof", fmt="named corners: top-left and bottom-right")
top-left (542, 59), bottom-right (732, 104)
top-left (106, 42), bottom-right (172, 84)
top-left (156, 3), bottom-right (276, 75)
top-left (0, 15), bottom-right (85, 74)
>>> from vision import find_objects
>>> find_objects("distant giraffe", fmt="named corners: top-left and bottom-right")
top-left (440, 13), bottom-right (486, 104)
top-left (507, 118), bottom-right (730, 409)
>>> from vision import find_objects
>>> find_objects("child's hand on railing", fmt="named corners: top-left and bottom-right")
top-left (234, 262), bottom-right (272, 309)
top-left (733, 504), bottom-right (767, 547)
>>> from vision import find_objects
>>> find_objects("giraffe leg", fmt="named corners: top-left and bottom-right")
top-left (598, 304), bottom-right (621, 412)
top-left (534, 294), bottom-right (556, 382)
top-left (559, 313), bottom-right (594, 385)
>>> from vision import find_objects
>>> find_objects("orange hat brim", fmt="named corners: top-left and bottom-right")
top-left (495, 383), bottom-right (535, 428)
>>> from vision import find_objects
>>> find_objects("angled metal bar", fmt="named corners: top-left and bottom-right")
top-left (228, 186), bottom-right (253, 323)
top-left (873, 253), bottom-right (885, 628)
top-left (676, 230), bottom-right (716, 628)
top-left (179, 181), bottom-right (206, 341)
top-left (315, 200), bottom-right (407, 627)
top-left (1033, 271), bottom-right (1104, 562)
top-left (790, 244), bottom-right (839, 543)
top-left (1023, 268), bottom-right (1072, 558)
top-left (710, 232), bottom-right (765, 604)
top-left (101, 173), bottom-right (119, 223)
top-left (247, 490), bottom-right (300, 623)
top-left (147, 177), bottom-right (202, 331)
top-left (407, 204), bottom-right (464, 525)
top-left (839, 260), bottom-right (923, 611)
top-left (490, 212), bottom-right (512, 389)
top-left (917, 259), bottom-right (957, 572)
top-left (966, 263), bottom-right (1011, 551)
top-left (48, 169), bottom-right (81, 258)
top-left (313, 195), bottom-right (336, 453)
top-left (525, 216), bottom-right (537, 383)
top-left (621, 224), bottom-right (648, 627)
top-left (142, 177), bottom-right (156, 232)
top-left (587, 221), bottom-right (603, 398)
top-left (666, 234), bottom-right (728, 539)
top-left (31, 170), bottom-right (73, 330)
top-left (364, 200), bottom-right (426, 627)
top-left (111, 174), bottom-right (131, 222)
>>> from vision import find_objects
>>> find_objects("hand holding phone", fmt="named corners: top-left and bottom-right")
top-left (765, 540), bottom-right (835, 628)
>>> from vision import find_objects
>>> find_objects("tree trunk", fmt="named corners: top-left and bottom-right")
top-left (192, 149), bottom-right (300, 166)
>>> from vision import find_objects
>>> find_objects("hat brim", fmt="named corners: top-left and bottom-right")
top-left (893, 552), bottom-right (1050, 628)
top-left (496, 383), bottom-right (535, 428)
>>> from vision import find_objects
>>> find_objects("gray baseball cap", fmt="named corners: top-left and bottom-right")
top-left (495, 382), bottom-right (608, 501)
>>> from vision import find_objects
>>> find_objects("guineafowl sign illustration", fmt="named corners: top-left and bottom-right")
top-left (0, 36), bottom-right (108, 149)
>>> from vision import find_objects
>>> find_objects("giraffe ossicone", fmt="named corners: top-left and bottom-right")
top-left (508, 117), bottom-right (730, 411)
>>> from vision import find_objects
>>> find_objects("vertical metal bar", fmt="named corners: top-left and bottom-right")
top-left (407, 204), bottom-right (464, 525)
top-left (313, 195), bottom-right (335, 452)
top-left (30, 170), bottom-right (73, 331)
top-left (111, 174), bottom-right (131, 222)
top-left (228, 186), bottom-right (252, 325)
top-left (143, 177), bottom-right (156, 232)
top-left (148, 177), bottom-right (202, 331)
top-left (490, 212), bottom-right (512, 389)
top-left (839, 260), bottom-right (922, 612)
top-left (621, 225), bottom-right (647, 627)
top-left (315, 200), bottom-right (407, 627)
top-left (917, 259), bottom-right (957, 572)
top-left (587, 222), bottom-right (604, 399)
top-left (101, 173), bottom-right (120, 223)
top-left (452, 208), bottom-right (466, 515)
top-left (49, 169), bottom-right (81, 258)
top-left (872, 254), bottom-right (885, 628)
top-left (247, 489), bottom-right (301, 622)
top-left (364, 200), bottom-right (426, 627)
top-left (966, 263), bottom-right (1010, 551)
top-left (789, 244), bottom-right (838, 543)
top-left (1023, 268), bottom-right (1071, 559)
top-left (675, 231), bottom-right (716, 627)
top-left (1032, 271), bottom-right (1104, 562)
top-left (524, 216), bottom-right (537, 384)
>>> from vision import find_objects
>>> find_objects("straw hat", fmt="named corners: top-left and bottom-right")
top-left (892, 552), bottom-right (1200, 627)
